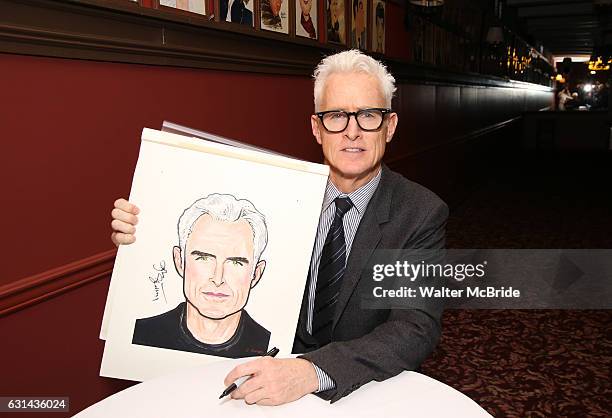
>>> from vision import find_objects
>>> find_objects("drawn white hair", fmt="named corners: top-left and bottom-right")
top-left (313, 49), bottom-right (396, 112)
top-left (177, 194), bottom-right (268, 270)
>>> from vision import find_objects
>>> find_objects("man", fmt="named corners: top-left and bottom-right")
top-left (112, 50), bottom-right (447, 405)
top-left (131, 194), bottom-right (271, 358)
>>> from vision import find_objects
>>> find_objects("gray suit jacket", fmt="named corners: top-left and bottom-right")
top-left (294, 165), bottom-right (448, 403)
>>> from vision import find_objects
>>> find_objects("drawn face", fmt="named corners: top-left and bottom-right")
top-left (355, 0), bottom-right (364, 32)
top-left (176, 214), bottom-right (265, 320)
top-left (299, 0), bottom-right (312, 15)
top-left (330, 0), bottom-right (340, 23)
top-left (270, 0), bottom-right (283, 16)
top-left (376, 17), bottom-right (384, 46)
top-left (311, 72), bottom-right (397, 187)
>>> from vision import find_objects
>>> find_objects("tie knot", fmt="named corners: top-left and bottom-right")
top-left (334, 197), bottom-right (353, 217)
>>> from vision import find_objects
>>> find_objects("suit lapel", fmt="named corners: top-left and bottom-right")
top-left (332, 166), bottom-right (394, 329)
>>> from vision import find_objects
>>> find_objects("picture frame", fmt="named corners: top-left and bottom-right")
top-left (371, 0), bottom-right (385, 53)
top-left (158, 0), bottom-right (207, 16)
top-left (350, 0), bottom-right (367, 49)
top-left (260, 0), bottom-right (290, 34)
top-left (326, 0), bottom-right (346, 45)
top-left (221, 0), bottom-right (255, 26)
top-left (295, 0), bottom-right (318, 39)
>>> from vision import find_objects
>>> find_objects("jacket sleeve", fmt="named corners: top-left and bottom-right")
top-left (299, 201), bottom-right (448, 403)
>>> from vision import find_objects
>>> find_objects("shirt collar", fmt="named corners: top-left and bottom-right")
top-left (322, 168), bottom-right (382, 214)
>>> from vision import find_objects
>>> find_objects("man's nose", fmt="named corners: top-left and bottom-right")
top-left (344, 114), bottom-right (361, 140)
top-left (209, 262), bottom-right (224, 287)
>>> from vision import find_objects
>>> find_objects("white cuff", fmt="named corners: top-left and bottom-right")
top-left (312, 363), bottom-right (336, 393)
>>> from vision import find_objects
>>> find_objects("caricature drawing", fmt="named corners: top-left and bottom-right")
top-left (132, 193), bottom-right (270, 358)
top-left (261, 0), bottom-right (285, 30)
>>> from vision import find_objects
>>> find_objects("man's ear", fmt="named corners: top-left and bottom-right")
top-left (385, 112), bottom-right (398, 143)
top-left (173, 246), bottom-right (184, 277)
top-left (311, 115), bottom-right (323, 145)
top-left (250, 260), bottom-right (267, 289)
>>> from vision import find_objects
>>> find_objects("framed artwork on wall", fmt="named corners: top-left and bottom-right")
top-left (371, 0), bottom-right (384, 53)
top-left (221, 0), bottom-right (255, 26)
top-left (326, 0), bottom-right (346, 44)
top-left (261, 0), bottom-right (290, 33)
top-left (159, 0), bottom-right (206, 15)
top-left (350, 0), bottom-right (367, 49)
top-left (295, 0), bottom-right (317, 39)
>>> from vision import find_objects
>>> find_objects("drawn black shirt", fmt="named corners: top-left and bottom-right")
top-left (132, 302), bottom-right (271, 358)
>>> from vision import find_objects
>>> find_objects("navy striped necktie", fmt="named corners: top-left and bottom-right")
top-left (312, 196), bottom-right (353, 345)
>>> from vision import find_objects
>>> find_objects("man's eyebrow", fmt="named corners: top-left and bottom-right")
top-left (191, 251), bottom-right (216, 258)
top-left (227, 256), bottom-right (249, 264)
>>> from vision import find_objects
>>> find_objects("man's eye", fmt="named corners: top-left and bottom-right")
top-left (330, 112), bottom-right (346, 119)
top-left (230, 260), bottom-right (244, 266)
top-left (360, 111), bottom-right (375, 118)
top-left (196, 255), bottom-right (211, 261)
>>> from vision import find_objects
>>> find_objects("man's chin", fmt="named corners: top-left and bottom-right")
top-left (332, 163), bottom-right (377, 181)
top-left (196, 307), bottom-right (243, 321)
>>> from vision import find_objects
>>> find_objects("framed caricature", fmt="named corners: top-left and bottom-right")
top-left (221, 0), bottom-right (254, 26)
top-left (326, 0), bottom-right (346, 44)
top-left (159, 0), bottom-right (206, 15)
top-left (371, 0), bottom-right (385, 53)
top-left (350, 0), bottom-right (367, 49)
top-left (260, 0), bottom-right (290, 33)
top-left (295, 0), bottom-right (317, 39)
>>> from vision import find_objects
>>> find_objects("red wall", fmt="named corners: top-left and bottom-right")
top-left (0, 53), bottom-right (320, 286)
top-left (0, 279), bottom-right (133, 417)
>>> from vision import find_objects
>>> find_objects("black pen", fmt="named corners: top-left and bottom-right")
top-left (219, 347), bottom-right (280, 399)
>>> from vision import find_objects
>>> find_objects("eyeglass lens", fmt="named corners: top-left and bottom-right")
top-left (322, 109), bottom-right (384, 132)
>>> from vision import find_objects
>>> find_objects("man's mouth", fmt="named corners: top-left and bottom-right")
top-left (202, 291), bottom-right (229, 298)
top-left (343, 147), bottom-right (365, 153)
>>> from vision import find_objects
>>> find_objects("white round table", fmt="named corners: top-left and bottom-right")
top-left (75, 359), bottom-right (492, 418)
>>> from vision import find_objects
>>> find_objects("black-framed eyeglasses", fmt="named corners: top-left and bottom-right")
top-left (315, 108), bottom-right (393, 133)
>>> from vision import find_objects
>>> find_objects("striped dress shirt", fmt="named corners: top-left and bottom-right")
top-left (308, 169), bottom-right (382, 392)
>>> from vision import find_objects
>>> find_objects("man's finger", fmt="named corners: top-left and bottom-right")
top-left (255, 397), bottom-right (279, 406)
top-left (114, 198), bottom-right (140, 215)
top-left (111, 232), bottom-right (136, 246)
top-left (111, 208), bottom-right (139, 226)
top-left (244, 388), bottom-right (268, 405)
top-left (111, 219), bottom-right (136, 235)
top-left (224, 360), bottom-right (263, 386)
top-left (232, 375), bottom-right (264, 399)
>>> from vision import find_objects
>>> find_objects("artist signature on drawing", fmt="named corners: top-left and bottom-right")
top-left (149, 260), bottom-right (167, 303)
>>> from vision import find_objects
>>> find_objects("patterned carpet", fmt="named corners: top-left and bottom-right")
top-left (420, 152), bottom-right (612, 417)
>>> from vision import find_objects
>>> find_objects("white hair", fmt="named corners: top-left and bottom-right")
top-left (177, 194), bottom-right (267, 270)
top-left (313, 49), bottom-right (396, 111)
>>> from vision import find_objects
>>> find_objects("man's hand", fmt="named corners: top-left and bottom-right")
top-left (224, 357), bottom-right (319, 406)
top-left (111, 198), bottom-right (140, 246)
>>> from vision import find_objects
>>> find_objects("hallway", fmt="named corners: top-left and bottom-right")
top-left (423, 150), bottom-right (612, 417)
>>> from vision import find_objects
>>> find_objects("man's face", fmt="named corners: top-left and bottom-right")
top-left (270, 0), bottom-right (283, 16)
top-left (174, 214), bottom-right (265, 320)
top-left (311, 72), bottom-right (397, 186)
top-left (299, 0), bottom-right (312, 15)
